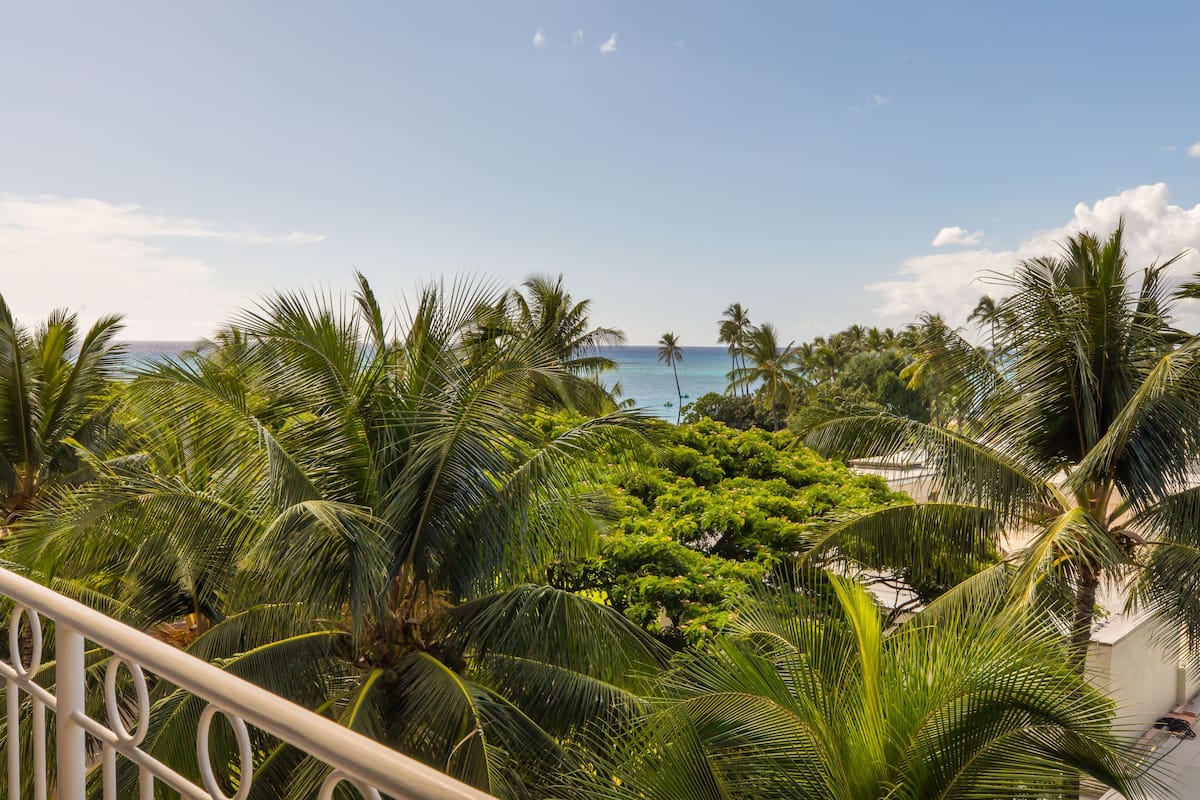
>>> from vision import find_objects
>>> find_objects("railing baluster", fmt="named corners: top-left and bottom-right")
top-left (31, 697), bottom-right (45, 800)
top-left (102, 742), bottom-right (116, 800)
top-left (139, 765), bottom-right (154, 799)
top-left (54, 625), bottom-right (86, 800)
top-left (6, 678), bottom-right (18, 800)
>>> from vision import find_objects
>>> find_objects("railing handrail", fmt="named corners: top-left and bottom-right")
top-left (0, 566), bottom-right (495, 800)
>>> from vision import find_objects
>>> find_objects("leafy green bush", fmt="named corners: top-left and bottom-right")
top-left (682, 392), bottom-right (782, 430)
top-left (826, 349), bottom-right (929, 420)
top-left (551, 419), bottom-right (905, 645)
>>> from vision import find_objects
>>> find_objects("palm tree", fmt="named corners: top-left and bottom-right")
top-left (727, 323), bottom-right (805, 429)
top-left (811, 344), bottom-right (843, 382)
top-left (897, 314), bottom-right (967, 427)
top-left (657, 332), bottom-right (683, 423)
top-left (508, 274), bottom-right (626, 375)
top-left (843, 323), bottom-right (867, 352)
top-left (12, 275), bottom-right (667, 798)
top-left (569, 575), bottom-right (1147, 800)
top-left (967, 293), bottom-right (1016, 356)
top-left (798, 224), bottom-right (1200, 673)
top-left (717, 304), bottom-right (754, 396)
top-left (0, 294), bottom-right (125, 523)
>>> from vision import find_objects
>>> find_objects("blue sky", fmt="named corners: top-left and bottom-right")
top-left (5, 1), bottom-right (1200, 342)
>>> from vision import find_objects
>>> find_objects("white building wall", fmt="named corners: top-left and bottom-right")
top-left (1088, 613), bottom-right (1200, 736)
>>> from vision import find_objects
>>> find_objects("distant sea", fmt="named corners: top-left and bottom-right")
top-left (118, 343), bottom-right (733, 421)
top-left (600, 346), bottom-right (731, 418)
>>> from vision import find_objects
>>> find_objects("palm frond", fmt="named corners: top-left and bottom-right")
top-left (796, 405), bottom-right (1056, 522)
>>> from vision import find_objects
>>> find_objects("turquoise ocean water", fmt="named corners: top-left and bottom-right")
top-left (119, 343), bottom-right (733, 421)
top-left (599, 346), bottom-right (731, 418)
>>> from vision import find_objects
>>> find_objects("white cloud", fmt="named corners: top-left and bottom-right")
top-left (873, 93), bottom-right (891, 107)
top-left (1188, 142), bottom-right (1200, 157)
top-left (533, 28), bottom-right (546, 48)
top-left (599, 33), bottom-right (617, 54)
top-left (931, 226), bottom-right (984, 247)
top-left (572, 29), bottom-right (583, 45)
top-left (870, 183), bottom-right (1200, 325)
top-left (0, 194), bottom-right (324, 339)
top-left (673, 38), bottom-right (685, 48)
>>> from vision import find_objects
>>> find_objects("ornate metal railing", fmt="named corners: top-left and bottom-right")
top-left (0, 566), bottom-right (495, 800)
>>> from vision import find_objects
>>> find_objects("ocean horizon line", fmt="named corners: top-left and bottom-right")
top-left (114, 340), bottom-right (732, 351)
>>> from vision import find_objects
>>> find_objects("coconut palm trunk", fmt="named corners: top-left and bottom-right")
top-left (672, 360), bottom-right (682, 423)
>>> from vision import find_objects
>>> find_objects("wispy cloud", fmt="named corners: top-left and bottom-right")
top-left (572, 29), bottom-right (583, 45)
top-left (1161, 145), bottom-right (1179, 153)
top-left (673, 38), bottom-right (686, 48)
top-left (1188, 142), bottom-right (1200, 157)
top-left (0, 194), bottom-right (324, 339)
top-left (931, 226), bottom-right (984, 247)
top-left (850, 93), bottom-right (893, 114)
top-left (533, 28), bottom-right (546, 48)
top-left (599, 33), bottom-right (618, 54)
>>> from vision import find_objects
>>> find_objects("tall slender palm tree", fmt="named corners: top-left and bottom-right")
top-left (0, 295), bottom-right (125, 523)
top-left (727, 324), bottom-right (805, 429)
top-left (967, 293), bottom-right (998, 327)
top-left (657, 332), bottom-right (684, 423)
top-left (12, 275), bottom-right (667, 798)
top-left (568, 575), bottom-right (1148, 800)
top-left (967, 293), bottom-right (1016, 356)
top-left (798, 224), bottom-right (1200, 673)
top-left (717, 304), bottom-right (754, 396)
top-left (717, 320), bottom-right (739, 378)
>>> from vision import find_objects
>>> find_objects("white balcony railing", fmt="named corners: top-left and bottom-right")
top-left (0, 566), bottom-right (496, 800)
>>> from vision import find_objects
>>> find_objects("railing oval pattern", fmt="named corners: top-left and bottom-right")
top-left (320, 770), bottom-right (384, 800)
top-left (8, 605), bottom-right (42, 678)
top-left (103, 657), bottom-right (149, 746)
top-left (196, 705), bottom-right (253, 800)
top-left (0, 567), bottom-right (496, 800)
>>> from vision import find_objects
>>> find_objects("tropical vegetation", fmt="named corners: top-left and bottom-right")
top-left (727, 323), bottom-right (806, 428)
top-left (717, 303), bottom-right (753, 395)
top-left (656, 331), bottom-right (684, 423)
top-left (568, 575), bottom-right (1147, 800)
top-left (797, 225), bottom-right (1200, 672)
top-left (551, 418), bottom-right (906, 645)
top-left (0, 229), bottom-right (1187, 798)
top-left (712, 309), bottom-right (928, 428)
top-left (6, 277), bottom-right (665, 797)
top-left (0, 296), bottom-right (126, 523)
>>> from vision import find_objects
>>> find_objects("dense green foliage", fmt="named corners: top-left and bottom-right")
top-left (552, 419), bottom-right (904, 645)
top-left (0, 255), bottom-right (1171, 798)
top-left (7, 277), bottom-right (667, 798)
top-left (0, 295), bottom-right (125, 522)
top-left (727, 323), bottom-right (806, 427)
top-left (826, 349), bottom-right (928, 420)
top-left (683, 391), bottom-right (777, 430)
top-left (798, 224), bottom-right (1200, 671)
top-left (568, 575), bottom-right (1147, 800)
top-left (710, 308), bottom-right (935, 429)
